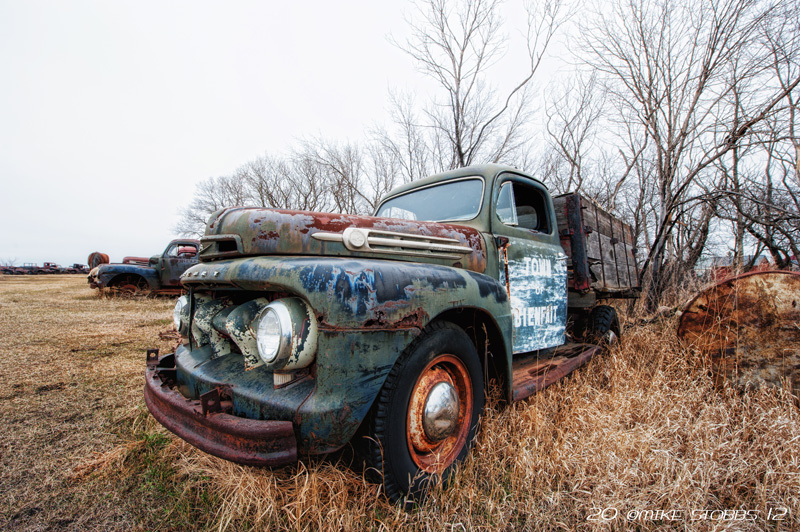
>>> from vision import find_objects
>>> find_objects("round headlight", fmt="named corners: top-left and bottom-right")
top-left (173, 295), bottom-right (188, 331)
top-left (253, 298), bottom-right (317, 370)
top-left (255, 307), bottom-right (284, 363)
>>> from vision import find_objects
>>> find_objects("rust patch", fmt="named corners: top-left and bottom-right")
top-left (497, 236), bottom-right (511, 296)
top-left (678, 270), bottom-right (800, 395)
top-left (511, 343), bottom-right (600, 402)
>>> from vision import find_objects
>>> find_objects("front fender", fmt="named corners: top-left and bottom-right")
top-left (181, 257), bottom-right (513, 453)
top-left (92, 264), bottom-right (160, 289)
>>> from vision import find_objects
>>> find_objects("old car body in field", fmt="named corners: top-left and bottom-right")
top-left (144, 164), bottom-right (639, 500)
top-left (88, 239), bottom-right (199, 294)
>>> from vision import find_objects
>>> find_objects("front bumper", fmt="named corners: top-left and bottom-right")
top-left (144, 352), bottom-right (297, 466)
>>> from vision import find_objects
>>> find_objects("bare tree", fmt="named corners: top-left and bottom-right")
top-left (578, 0), bottom-right (800, 307)
top-left (384, 0), bottom-right (564, 174)
top-left (299, 139), bottom-right (370, 215)
top-left (716, 109), bottom-right (800, 268)
top-left (372, 91), bottom-right (433, 184)
top-left (707, 0), bottom-right (800, 269)
top-left (176, 135), bottom-right (408, 236)
top-left (177, 0), bottom-right (569, 235)
top-left (175, 174), bottom-right (250, 236)
top-left (543, 74), bottom-right (604, 194)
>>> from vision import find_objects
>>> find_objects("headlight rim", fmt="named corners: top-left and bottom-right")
top-left (173, 295), bottom-right (189, 333)
top-left (253, 300), bottom-right (294, 366)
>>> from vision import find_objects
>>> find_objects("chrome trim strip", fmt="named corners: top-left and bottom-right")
top-left (311, 227), bottom-right (474, 259)
top-left (310, 232), bottom-right (344, 243)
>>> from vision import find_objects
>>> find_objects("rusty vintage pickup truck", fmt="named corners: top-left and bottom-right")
top-left (87, 239), bottom-right (199, 295)
top-left (144, 164), bottom-right (639, 501)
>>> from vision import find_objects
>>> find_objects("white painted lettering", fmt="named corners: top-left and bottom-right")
top-left (513, 305), bottom-right (558, 328)
top-left (521, 257), bottom-right (553, 276)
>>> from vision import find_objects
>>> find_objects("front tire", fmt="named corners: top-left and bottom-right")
top-left (110, 275), bottom-right (148, 296)
top-left (366, 321), bottom-right (484, 502)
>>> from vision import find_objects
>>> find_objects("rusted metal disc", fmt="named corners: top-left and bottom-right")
top-left (678, 270), bottom-right (800, 394)
top-left (406, 354), bottom-right (473, 474)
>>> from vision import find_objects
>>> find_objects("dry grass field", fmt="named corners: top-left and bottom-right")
top-left (1, 275), bottom-right (798, 531)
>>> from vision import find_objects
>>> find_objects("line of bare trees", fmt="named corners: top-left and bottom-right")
top-left (178, 0), bottom-right (799, 307)
top-left (175, 139), bottom-right (402, 235)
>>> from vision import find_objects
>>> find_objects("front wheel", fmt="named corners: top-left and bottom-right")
top-left (365, 321), bottom-right (484, 502)
top-left (110, 275), bottom-right (149, 296)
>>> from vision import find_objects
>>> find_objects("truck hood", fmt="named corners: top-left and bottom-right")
top-left (199, 207), bottom-right (487, 273)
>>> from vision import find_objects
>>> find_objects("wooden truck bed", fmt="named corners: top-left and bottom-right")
top-left (552, 193), bottom-right (640, 298)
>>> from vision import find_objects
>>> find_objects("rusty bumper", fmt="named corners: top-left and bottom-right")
top-left (144, 360), bottom-right (297, 467)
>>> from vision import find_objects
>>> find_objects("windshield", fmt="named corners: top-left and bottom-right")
top-left (375, 177), bottom-right (484, 222)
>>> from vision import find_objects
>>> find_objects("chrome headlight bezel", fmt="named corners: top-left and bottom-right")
top-left (252, 298), bottom-right (317, 370)
top-left (254, 301), bottom-right (293, 365)
top-left (173, 295), bottom-right (189, 333)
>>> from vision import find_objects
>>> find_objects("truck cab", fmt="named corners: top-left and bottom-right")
top-left (144, 164), bottom-right (638, 501)
top-left (148, 240), bottom-right (200, 287)
top-left (377, 168), bottom-right (570, 352)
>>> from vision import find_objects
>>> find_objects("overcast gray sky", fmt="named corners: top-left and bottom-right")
top-left (0, 0), bottom-right (554, 266)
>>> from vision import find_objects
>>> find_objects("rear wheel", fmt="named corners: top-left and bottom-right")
top-left (365, 321), bottom-right (484, 503)
top-left (586, 305), bottom-right (620, 345)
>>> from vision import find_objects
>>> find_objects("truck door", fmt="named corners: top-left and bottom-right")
top-left (493, 174), bottom-right (567, 354)
top-left (160, 242), bottom-right (199, 286)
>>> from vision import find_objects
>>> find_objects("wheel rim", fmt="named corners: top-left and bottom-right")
top-left (406, 354), bottom-right (473, 474)
top-left (117, 283), bottom-right (139, 295)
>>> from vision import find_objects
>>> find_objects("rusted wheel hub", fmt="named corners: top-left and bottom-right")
top-left (407, 354), bottom-right (472, 474)
top-left (118, 283), bottom-right (139, 295)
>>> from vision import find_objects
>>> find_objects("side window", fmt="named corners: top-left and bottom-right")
top-left (496, 182), bottom-right (518, 225)
top-left (165, 244), bottom-right (197, 258)
top-left (496, 180), bottom-right (551, 233)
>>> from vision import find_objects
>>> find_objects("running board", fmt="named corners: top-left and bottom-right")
top-left (511, 343), bottom-right (600, 402)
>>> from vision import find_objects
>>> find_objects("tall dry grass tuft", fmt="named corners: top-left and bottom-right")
top-left (176, 443), bottom-right (399, 532)
top-left (169, 319), bottom-right (800, 531)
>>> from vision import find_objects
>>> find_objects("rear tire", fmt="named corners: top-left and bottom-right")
top-left (365, 321), bottom-right (484, 503)
top-left (586, 305), bottom-right (620, 345)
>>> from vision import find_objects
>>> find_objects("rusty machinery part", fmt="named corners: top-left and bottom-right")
top-left (677, 270), bottom-right (800, 394)
top-left (364, 321), bottom-right (484, 503)
top-left (87, 252), bottom-right (110, 269)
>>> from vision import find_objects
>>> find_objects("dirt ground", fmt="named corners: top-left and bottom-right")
top-left (1, 275), bottom-right (798, 531)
